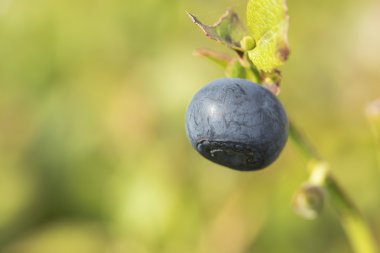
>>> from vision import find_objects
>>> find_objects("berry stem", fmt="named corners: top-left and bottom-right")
top-left (289, 121), bottom-right (379, 253)
top-left (240, 52), bottom-right (261, 83)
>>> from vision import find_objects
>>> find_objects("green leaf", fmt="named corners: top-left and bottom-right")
top-left (225, 59), bottom-right (246, 78)
top-left (193, 48), bottom-right (233, 68)
top-left (187, 9), bottom-right (248, 51)
top-left (246, 0), bottom-right (289, 72)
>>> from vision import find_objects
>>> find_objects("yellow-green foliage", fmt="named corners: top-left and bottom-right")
top-left (247, 0), bottom-right (289, 71)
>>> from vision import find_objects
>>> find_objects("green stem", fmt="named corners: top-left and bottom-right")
top-left (326, 176), bottom-right (378, 253)
top-left (240, 52), bottom-right (261, 83)
top-left (288, 121), bottom-right (321, 162)
top-left (289, 121), bottom-right (379, 253)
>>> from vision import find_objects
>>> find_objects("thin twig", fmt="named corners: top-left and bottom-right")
top-left (289, 121), bottom-right (379, 253)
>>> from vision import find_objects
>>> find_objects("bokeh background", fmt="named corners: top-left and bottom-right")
top-left (1, 0), bottom-right (380, 252)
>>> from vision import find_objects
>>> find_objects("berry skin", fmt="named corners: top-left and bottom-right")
top-left (185, 78), bottom-right (288, 171)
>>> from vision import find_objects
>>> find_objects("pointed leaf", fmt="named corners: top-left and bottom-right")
top-left (246, 0), bottom-right (289, 71)
top-left (187, 9), bottom-right (248, 51)
top-left (193, 48), bottom-right (233, 68)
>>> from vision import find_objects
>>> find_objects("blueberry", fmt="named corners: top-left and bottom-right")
top-left (185, 78), bottom-right (288, 171)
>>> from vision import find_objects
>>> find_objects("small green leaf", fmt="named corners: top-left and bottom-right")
top-left (187, 9), bottom-right (248, 51)
top-left (193, 48), bottom-right (233, 68)
top-left (246, 0), bottom-right (289, 72)
top-left (225, 59), bottom-right (246, 78)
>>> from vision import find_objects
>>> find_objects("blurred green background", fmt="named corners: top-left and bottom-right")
top-left (1, 0), bottom-right (380, 252)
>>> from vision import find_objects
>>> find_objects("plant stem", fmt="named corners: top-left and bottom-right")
top-left (289, 121), bottom-right (379, 253)
top-left (325, 176), bottom-right (378, 253)
top-left (288, 121), bottom-right (321, 162)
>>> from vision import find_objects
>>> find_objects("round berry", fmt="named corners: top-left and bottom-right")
top-left (185, 78), bottom-right (288, 171)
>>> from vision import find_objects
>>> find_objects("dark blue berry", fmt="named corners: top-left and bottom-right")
top-left (185, 78), bottom-right (288, 171)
